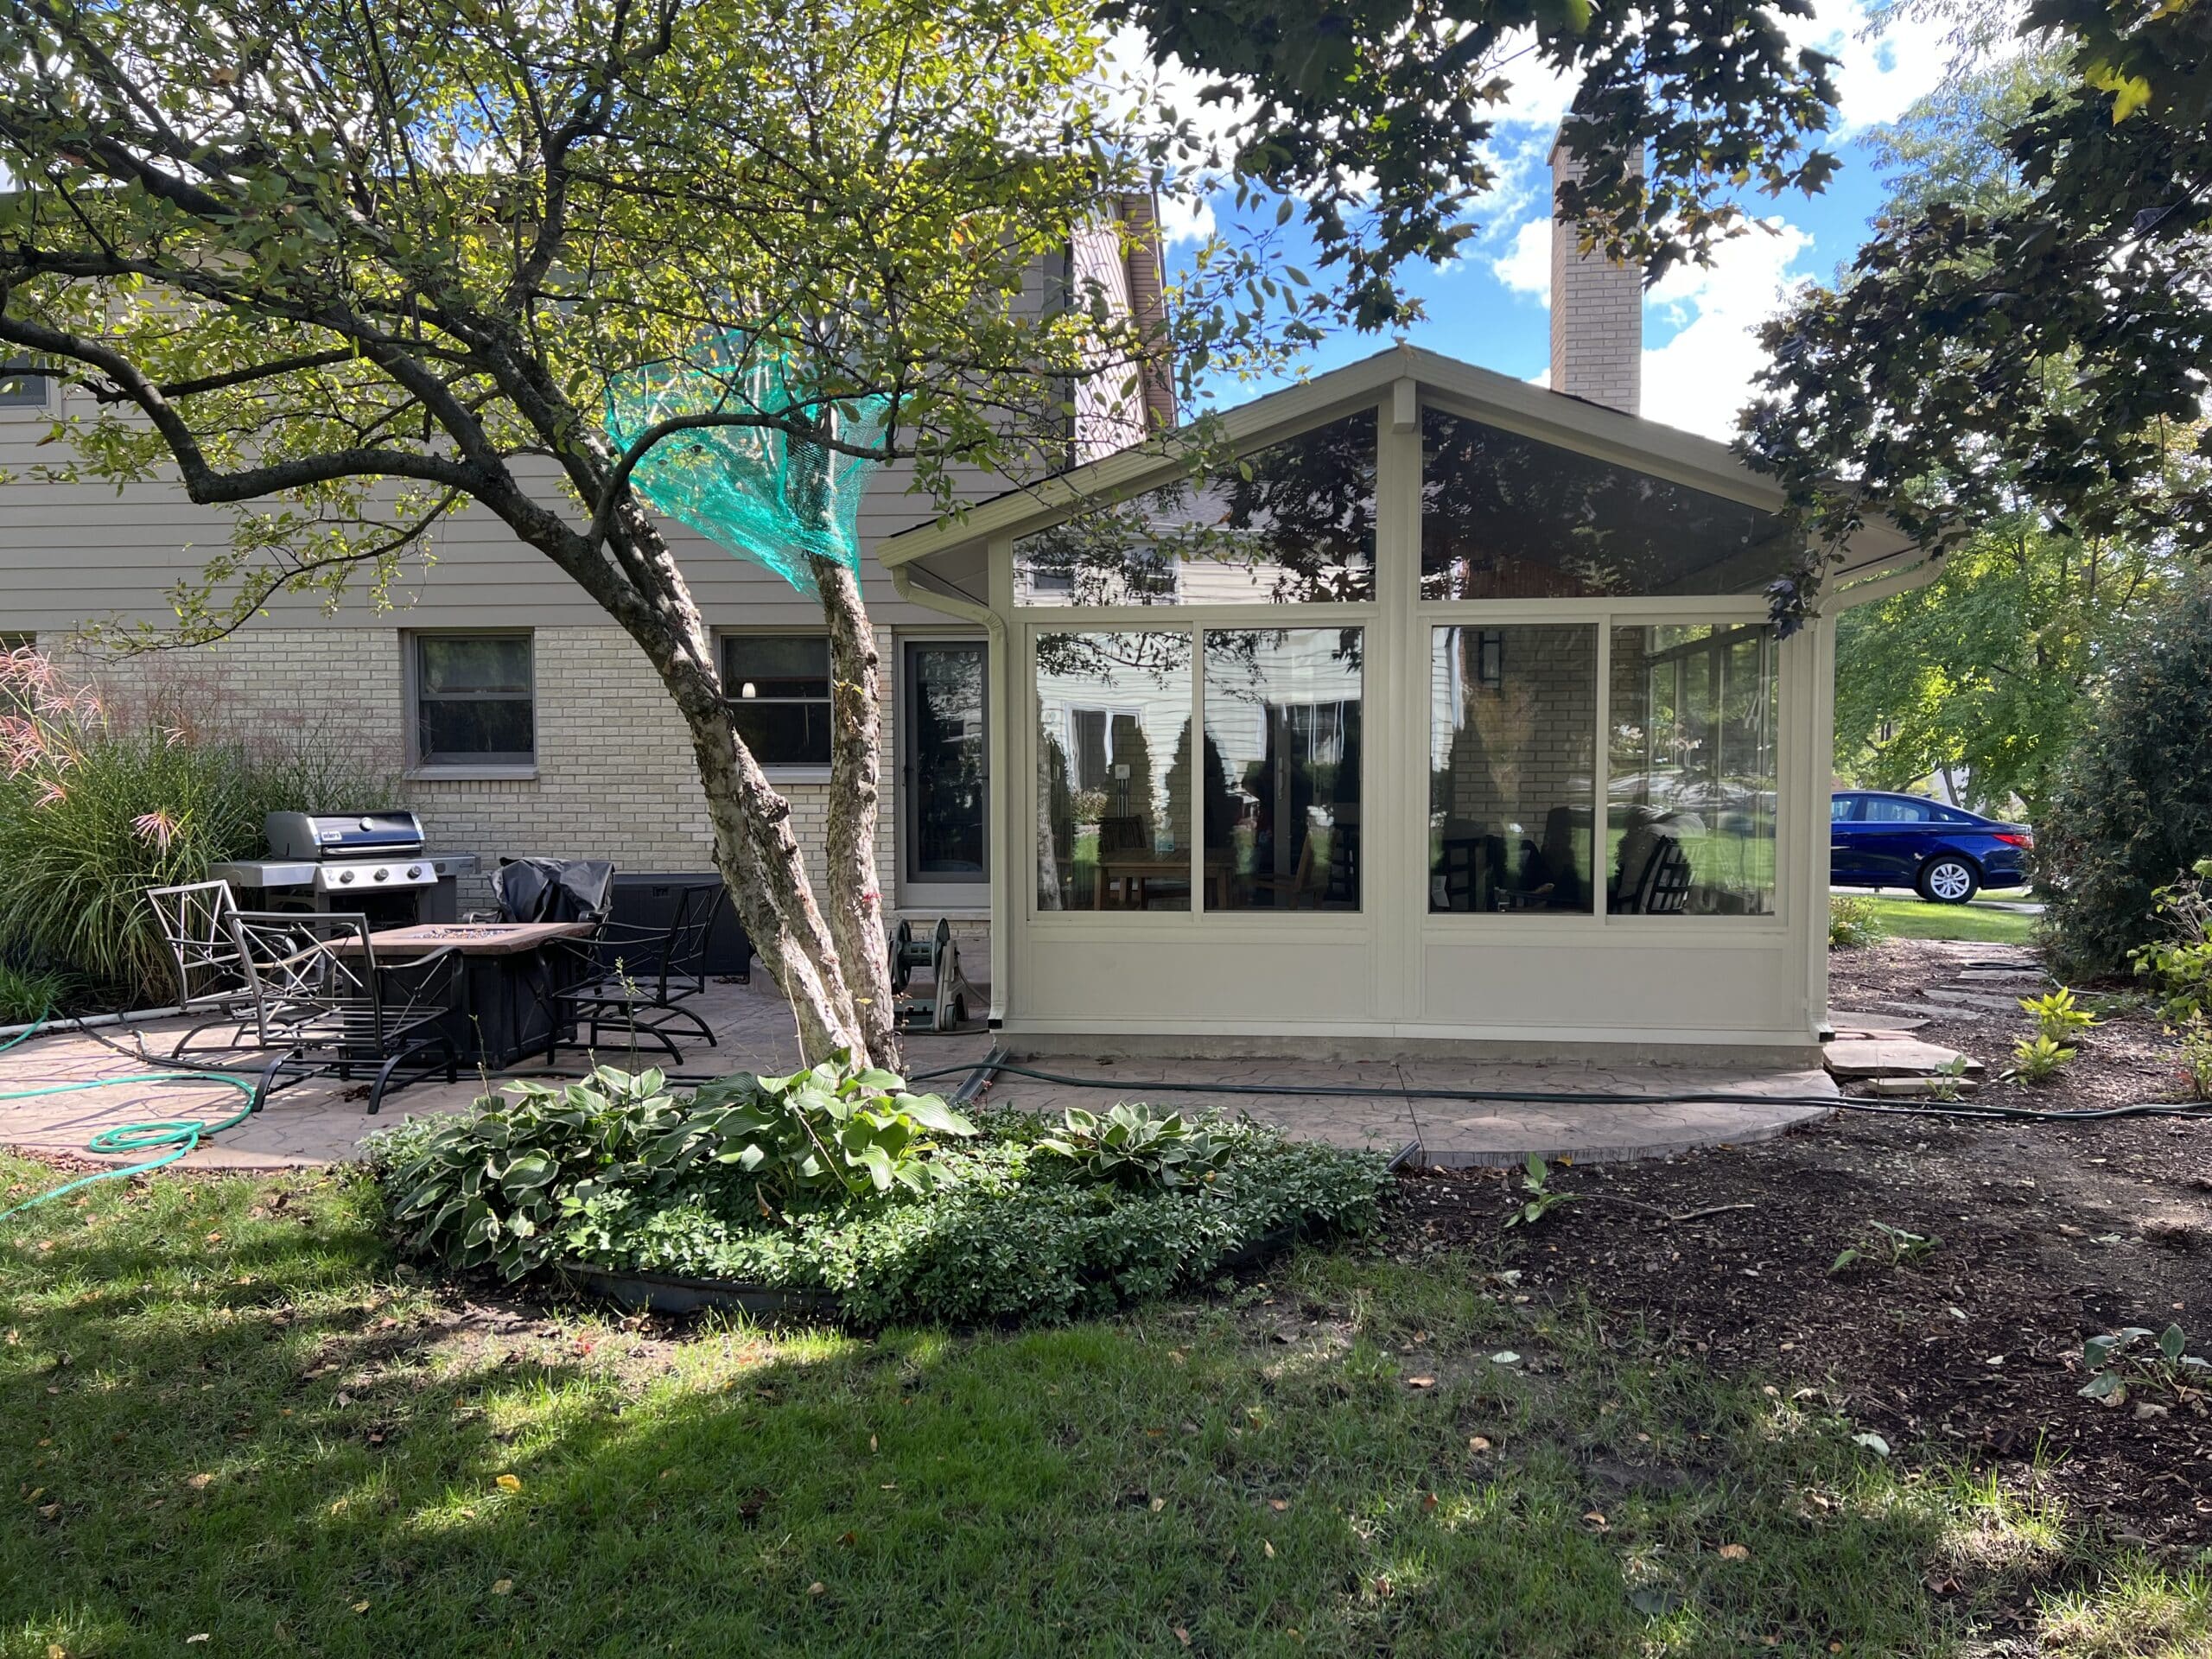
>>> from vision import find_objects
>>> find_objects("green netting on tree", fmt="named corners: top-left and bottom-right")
top-left (605, 343), bottom-right (891, 596)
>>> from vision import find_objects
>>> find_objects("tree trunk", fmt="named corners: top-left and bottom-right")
top-left (811, 555), bottom-right (900, 1066)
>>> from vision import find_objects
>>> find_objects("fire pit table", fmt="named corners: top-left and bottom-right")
top-left (351, 922), bottom-right (598, 1068)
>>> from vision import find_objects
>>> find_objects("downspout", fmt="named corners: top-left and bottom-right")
top-left (891, 562), bottom-right (1010, 1027)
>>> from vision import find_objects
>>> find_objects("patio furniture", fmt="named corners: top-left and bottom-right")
top-left (350, 921), bottom-right (598, 1068)
top-left (146, 880), bottom-right (256, 1044)
top-left (545, 882), bottom-right (727, 1064)
top-left (471, 857), bottom-right (617, 925)
top-left (171, 908), bottom-right (461, 1114)
top-left (1611, 830), bottom-right (1694, 915)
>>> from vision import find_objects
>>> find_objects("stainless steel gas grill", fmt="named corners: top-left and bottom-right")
top-left (212, 811), bottom-right (480, 925)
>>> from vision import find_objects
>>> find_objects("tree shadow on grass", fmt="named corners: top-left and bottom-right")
top-left (0, 1169), bottom-right (2094, 1658)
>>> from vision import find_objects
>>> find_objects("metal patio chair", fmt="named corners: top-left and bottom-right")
top-left (222, 911), bottom-right (461, 1114)
top-left (146, 880), bottom-right (258, 1054)
top-left (546, 880), bottom-right (726, 1065)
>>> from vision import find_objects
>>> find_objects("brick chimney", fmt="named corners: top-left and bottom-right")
top-left (1548, 124), bottom-right (1643, 416)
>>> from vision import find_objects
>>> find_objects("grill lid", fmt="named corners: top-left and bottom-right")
top-left (265, 810), bottom-right (425, 860)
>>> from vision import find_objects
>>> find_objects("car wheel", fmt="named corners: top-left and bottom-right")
top-left (1917, 856), bottom-right (1980, 905)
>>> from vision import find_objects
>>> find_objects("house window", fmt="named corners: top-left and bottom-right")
top-left (722, 634), bottom-right (832, 767)
top-left (410, 632), bottom-right (534, 768)
top-left (0, 361), bottom-right (53, 410)
top-left (1607, 623), bottom-right (1778, 916)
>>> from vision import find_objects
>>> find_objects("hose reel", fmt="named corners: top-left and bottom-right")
top-left (887, 917), bottom-right (980, 1033)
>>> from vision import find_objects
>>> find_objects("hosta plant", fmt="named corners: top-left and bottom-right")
top-left (1503, 1153), bottom-right (1578, 1230)
top-left (686, 1058), bottom-right (976, 1207)
top-left (2079, 1323), bottom-right (2210, 1408)
top-left (1037, 1103), bottom-right (1230, 1192)
top-left (2005, 1033), bottom-right (2075, 1084)
top-left (368, 1057), bottom-right (976, 1279)
top-left (2020, 988), bottom-right (2099, 1046)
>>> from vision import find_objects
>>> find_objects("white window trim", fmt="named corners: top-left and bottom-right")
top-left (404, 628), bottom-right (537, 780)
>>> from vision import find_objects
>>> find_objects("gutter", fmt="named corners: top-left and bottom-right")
top-left (890, 562), bottom-right (1010, 1027)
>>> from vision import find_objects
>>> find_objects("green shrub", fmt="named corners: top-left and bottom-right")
top-left (2021, 987), bottom-right (2099, 1045)
top-left (2005, 1033), bottom-right (2075, 1084)
top-left (0, 648), bottom-right (394, 1004)
top-left (2176, 1013), bottom-right (2212, 1103)
top-left (2129, 857), bottom-right (2212, 1021)
top-left (2040, 584), bottom-right (2212, 977)
top-left (0, 961), bottom-right (75, 1025)
top-left (1827, 893), bottom-right (1888, 949)
top-left (366, 1065), bottom-right (1389, 1327)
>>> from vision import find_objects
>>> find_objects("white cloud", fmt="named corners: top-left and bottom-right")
top-left (1154, 189), bottom-right (1218, 248)
top-left (1640, 219), bottom-right (1815, 440)
top-left (1786, 0), bottom-right (1957, 136)
top-left (1492, 217), bottom-right (1551, 301)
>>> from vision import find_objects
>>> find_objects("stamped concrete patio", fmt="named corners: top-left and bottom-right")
top-left (0, 977), bottom-right (1835, 1170)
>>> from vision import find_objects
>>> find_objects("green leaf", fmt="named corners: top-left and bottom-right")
top-left (2158, 1323), bottom-right (2187, 1362)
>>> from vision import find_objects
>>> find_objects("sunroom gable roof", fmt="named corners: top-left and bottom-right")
top-left (880, 342), bottom-right (1850, 570)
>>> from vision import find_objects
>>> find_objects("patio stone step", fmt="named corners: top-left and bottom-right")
top-left (1832, 1007), bottom-right (1932, 1030)
top-left (1864, 1075), bottom-right (1984, 1096)
top-left (1920, 988), bottom-right (2032, 1012)
top-left (1824, 1036), bottom-right (1985, 1080)
top-left (1955, 969), bottom-right (2049, 986)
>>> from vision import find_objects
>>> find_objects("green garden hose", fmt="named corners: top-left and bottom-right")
top-left (0, 1007), bottom-right (259, 1221)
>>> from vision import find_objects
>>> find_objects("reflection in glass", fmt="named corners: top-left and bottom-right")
top-left (1014, 410), bottom-right (1377, 606)
top-left (1429, 626), bottom-right (1596, 913)
top-left (1421, 408), bottom-right (1798, 599)
top-left (1202, 629), bottom-right (1363, 911)
top-left (1035, 632), bottom-right (1192, 910)
top-left (1607, 624), bottom-right (1778, 916)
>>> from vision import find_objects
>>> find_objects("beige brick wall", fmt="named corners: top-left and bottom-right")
top-left (64, 626), bottom-right (931, 923)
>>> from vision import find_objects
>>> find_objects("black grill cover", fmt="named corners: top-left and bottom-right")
top-left (493, 858), bottom-right (616, 924)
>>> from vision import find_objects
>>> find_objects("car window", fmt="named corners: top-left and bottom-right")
top-left (1830, 795), bottom-right (1858, 823)
top-left (1930, 806), bottom-right (1977, 824)
top-left (1861, 797), bottom-right (1932, 823)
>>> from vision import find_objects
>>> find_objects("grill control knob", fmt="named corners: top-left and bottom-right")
top-left (373, 867), bottom-right (390, 882)
top-left (407, 864), bottom-right (423, 879)
top-left (338, 869), bottom-right (356, 885)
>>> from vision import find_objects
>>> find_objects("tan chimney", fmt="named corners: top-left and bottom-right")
top-left (1548, 124), bottom-right (1643, 416)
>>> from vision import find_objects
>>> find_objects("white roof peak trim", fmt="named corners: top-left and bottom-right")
top-left (878, 342), bottom-right (1916, 582)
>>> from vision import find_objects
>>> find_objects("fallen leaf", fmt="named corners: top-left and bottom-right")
top-left (1174, 1627), bottom-right (1191, 1647)
top-left (186, 1640), bottom-right (210, 1648)
top-left (1407, 1376), bottom-right (1437, 1389)
top-left (491, 1580), bottom-right (513, 1596)
top-left (1268, 1498), bottom-right (1289, 1512)
top-left (806, 1581), bottom-right (826, 1597)
top-left (1852, 1433), bottom-right (1891, 1457)
top-left (1263, 1540), bottom-right (1276, 1559)
top-left (352, 1601), bottom-right (370, 1614)
top-left (329, 1498), bottom-right (347, 1515)
top-left (494, 1474), bottom-right (522, 1493)
top-left (1490, 1351), bottom-right (1521, 1366)
top-left (1468, 1436), bottom-right (1492, 1452)
top-left (1421, 1491), bottom-right (1439, 1512)
top-left (868, 1435), bottom-right (878, 1453)
top-left (1149, 1497), bottom-right (1166, 1513)
top-left (1719, 1543), bottom-right (1751, 1561)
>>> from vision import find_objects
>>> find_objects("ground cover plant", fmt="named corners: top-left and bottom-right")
top-left (6, 1150), bottom-right (2205, 1658)
top-left (365, 1062), bottom-right (1388, 1327)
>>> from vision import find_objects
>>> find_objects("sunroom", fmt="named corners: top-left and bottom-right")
top-left (881, 346), bottom-right (1920, 1060)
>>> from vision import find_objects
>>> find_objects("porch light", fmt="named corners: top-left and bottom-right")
top-left (740, 681), bottom-right (757, 699)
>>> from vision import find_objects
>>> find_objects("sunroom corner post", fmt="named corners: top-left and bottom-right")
top-left (1377, 385), bottom-right (1424, 1022)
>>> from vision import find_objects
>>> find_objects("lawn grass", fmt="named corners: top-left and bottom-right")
top-left (1847, 892), bottom-right (2044, 946)
top-left (3, 1154), bottom-right (2193, 1657)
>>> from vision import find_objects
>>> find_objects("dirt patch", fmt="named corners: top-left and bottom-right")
top-left (1390, 940), bottom-right (2212, 1548)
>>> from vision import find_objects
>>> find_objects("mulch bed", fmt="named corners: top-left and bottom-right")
top-left (1387, 938), bottom-right (2212, 1549)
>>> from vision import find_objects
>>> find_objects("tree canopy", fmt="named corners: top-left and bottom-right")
top-left (1115, 0), bottom-right (1847, 329)
top-left (1744, 0), bottom-right (2212, 613)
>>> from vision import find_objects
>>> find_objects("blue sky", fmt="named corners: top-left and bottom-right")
top-left (1154, 1), bottom-right (1956, 442)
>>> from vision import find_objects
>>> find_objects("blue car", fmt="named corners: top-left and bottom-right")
top-left (1829, 791), bottom-right (2032, 904)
